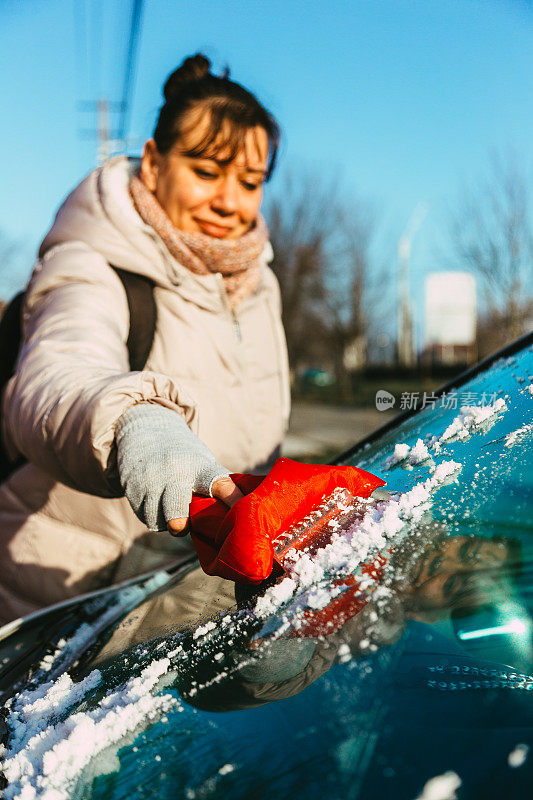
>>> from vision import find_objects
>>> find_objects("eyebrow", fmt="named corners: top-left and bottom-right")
top-left (219, 161), bottom-right (267, 175)
top-left (193, 155), bottom-right (267, 175)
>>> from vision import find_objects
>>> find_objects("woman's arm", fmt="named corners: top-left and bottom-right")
top-left (3, 242), bottom-right (197, 497)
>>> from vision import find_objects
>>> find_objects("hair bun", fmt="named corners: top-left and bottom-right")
top-left (163, 54), bottom-right (211, 101)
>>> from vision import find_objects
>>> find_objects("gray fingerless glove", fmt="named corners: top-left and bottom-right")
top-left (115, 404), bottom-right (230, 531)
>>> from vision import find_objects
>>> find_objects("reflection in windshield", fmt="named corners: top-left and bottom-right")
top-left (0, 340), bottom-right (532, 799)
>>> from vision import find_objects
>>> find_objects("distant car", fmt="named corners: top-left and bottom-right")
top-left (300, 367), bottom-right (336, 387)
top-left (1, 334), bottom-right (532, 800)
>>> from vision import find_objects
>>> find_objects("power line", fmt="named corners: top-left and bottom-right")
top-left (76, 0), bottom-right (144, 164)
top-left (117, 0), bottom-right (144, 145)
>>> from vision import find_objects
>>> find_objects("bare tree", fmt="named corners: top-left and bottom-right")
top-left (265, 171), bottom-right (386, 398)
top-left (322, 204), bottom-right (378, 398)
top-left (266, 172), bottom-right (340, 373)
top-left (448, 151), bottom-right (533, 346)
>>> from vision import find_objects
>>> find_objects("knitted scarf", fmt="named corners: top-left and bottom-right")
top-left (130, 174), bottom-right (268, 309)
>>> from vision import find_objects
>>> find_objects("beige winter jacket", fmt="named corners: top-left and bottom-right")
top-left (0, 156), bottom-right (290, 625)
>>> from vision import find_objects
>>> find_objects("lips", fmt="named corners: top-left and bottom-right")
top-left (194, 218), bottom-right (234, 238)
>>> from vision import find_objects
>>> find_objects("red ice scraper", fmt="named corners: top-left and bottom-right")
top-left (188, 457), bottom-right (385, 583)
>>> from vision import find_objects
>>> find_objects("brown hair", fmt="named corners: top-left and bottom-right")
top-left (153, 54), bottom-right (280, 179)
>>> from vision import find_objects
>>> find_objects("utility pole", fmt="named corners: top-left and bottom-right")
top-left (78, 99), bottom-right (123, 165)
top-left (96, 99), bottom-right (111, 165)
top-left (77, 0), bottom-right (144, 165)
top-left (397, 203), bottom-right (428, 368)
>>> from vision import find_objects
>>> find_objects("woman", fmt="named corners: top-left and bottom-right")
top-left (0, 54), bottom-right (290, 624)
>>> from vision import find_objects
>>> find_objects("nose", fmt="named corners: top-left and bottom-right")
top-left (211, 174), bottom-right (238, 217)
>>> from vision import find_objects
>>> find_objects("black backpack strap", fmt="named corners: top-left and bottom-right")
top-left (0, 292), bottom-right (26, 480)
top-left (111, 267), bottom-right (157, 371)
top-left (0, 292), bottom-right (24, 390)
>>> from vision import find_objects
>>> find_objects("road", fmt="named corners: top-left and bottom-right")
top-left (281, 402), bottom-right (395, 462)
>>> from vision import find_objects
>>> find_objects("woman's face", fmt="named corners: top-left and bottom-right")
top-left (406, 536), bottom-right (511, 616)
top-left (140, 108), bottom-right (269, 239)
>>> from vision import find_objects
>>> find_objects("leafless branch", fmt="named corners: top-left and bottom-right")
top-left (265, 170), bottom-right (388, 395)
top-left (447, 150), bottom-right (533, 342)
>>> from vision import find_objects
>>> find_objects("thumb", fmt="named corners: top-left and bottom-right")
top-left (168, 476), bottom-right (244, 536)
top-left (167, 516), bottom-right (189, 537)
top-left (211, 475), bottom-right (244, 508)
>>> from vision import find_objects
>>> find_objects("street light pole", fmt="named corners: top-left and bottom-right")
top-left (397, 202), bottom-right (428, 368)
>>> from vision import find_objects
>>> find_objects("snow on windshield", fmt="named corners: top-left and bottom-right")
top-left (1, 346), bottom-right (531, 800)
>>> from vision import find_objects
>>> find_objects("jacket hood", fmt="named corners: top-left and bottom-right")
top-left (39, 157), bottom-right (173, 284)
top-left (39, 156), bottom-right (275, 307)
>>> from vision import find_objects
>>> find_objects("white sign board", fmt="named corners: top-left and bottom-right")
top-left (425, 272), bottom-right (476, 346)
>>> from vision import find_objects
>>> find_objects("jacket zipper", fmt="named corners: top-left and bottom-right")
top-left (266, 295), bottom-right (291, 431)
top-left (232, 314), bottom-right (242, 342)
top-left (215, 274), bottom-right (241, 342)
top-left (215, 273), bottom-right (255, 455)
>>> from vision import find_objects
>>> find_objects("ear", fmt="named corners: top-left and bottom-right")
top-left (139, 139), bottom-right (160, 192)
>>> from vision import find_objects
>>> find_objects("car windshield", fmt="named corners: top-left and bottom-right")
top-left (1, 336), bottom-right (532, 800)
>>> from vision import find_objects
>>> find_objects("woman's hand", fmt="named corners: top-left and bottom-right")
top-left (167, 474), bottom-right (243, 536)
top-left (115, 404), bottom-right (243, 532)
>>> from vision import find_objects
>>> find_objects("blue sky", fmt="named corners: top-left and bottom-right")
top-left (1, 0), bottom-right (532, 340)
